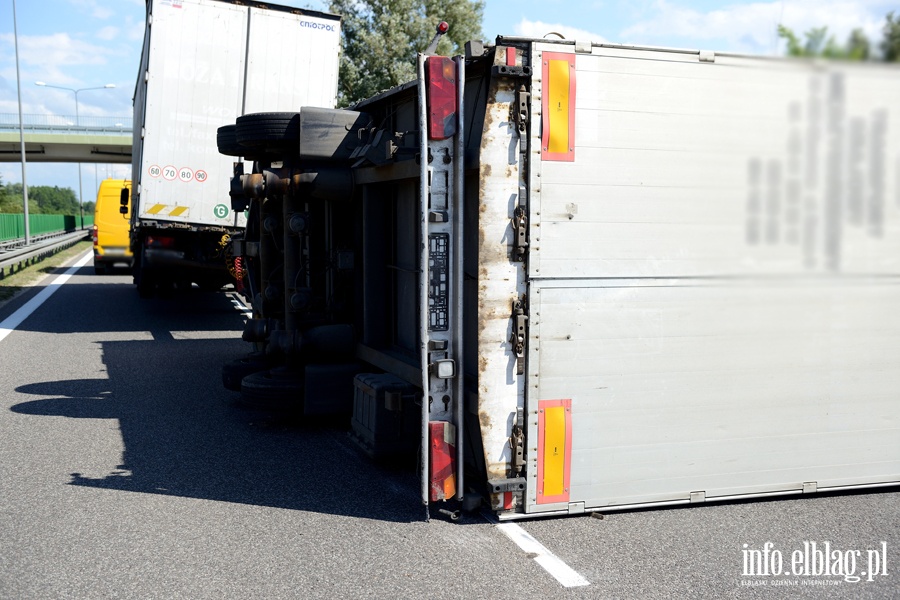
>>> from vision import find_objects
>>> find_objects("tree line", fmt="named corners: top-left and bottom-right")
top-left (779, 12), bottom-right (899, 60)
top-left (329, 3), bottom-right (897, 106)
top-left (0, 177), bottom-right (93, 215)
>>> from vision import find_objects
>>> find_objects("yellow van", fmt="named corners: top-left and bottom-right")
top-left (92, 179), bottom-right (132, 274)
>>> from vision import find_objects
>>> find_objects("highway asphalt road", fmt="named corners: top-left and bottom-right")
top-left (0, 250), bottom-right (897, 599)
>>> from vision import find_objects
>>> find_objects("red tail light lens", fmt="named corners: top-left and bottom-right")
top-left (91, 224), bottom-right (98, 246)
top-left (146, 235), bottom-right (176, 249)
top-left (425, 56), bottom-right (457, 140)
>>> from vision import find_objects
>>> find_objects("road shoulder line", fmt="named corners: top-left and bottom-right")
top-left (0, 250), bottom-right (92, 342)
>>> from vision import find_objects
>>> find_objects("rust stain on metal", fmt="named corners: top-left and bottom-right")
top-left (475, 75), bottom-right (524, 488)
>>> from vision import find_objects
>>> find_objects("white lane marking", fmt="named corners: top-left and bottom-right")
top-left (170, 330), bottom-right (246, 340)
top-left (496, 522), bottom-right (590, 588)
top-left (0, 250), bottom-right (92, 343)
top-left (227, 291), bottom-right (252, 321)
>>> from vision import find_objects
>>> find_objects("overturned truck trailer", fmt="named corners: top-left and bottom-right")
top-left (219, 33), bottom-right (900, 519)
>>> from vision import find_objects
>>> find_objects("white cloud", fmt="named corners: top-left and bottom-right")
top-left (620, 0), bottom-right (890, 55)
top-left (0, 32), bottom-right (115, 115)
top-left (66, 0), bottom-right (114, 20)
top-left (514, 19), bottom-right (609, 44)
top-left (97, 26), bottom-right (119, 42)
top-left (27, 33), bottom-right (102, 67)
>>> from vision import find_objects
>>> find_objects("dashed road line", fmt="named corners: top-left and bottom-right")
top-left (494, 521), bottom-right (590, 588)
top-left (227, 291), bottom-right (252, 321)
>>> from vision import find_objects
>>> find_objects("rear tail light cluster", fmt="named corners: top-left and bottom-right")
top-left (146, 235), bottom-right (176, 249)
top-left (91, 225), bottom-right (98, 247)
top-left (425, 56), bottom-right (457, 140)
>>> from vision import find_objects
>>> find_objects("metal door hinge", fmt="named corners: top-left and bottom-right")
top-left (509, 406), bottom-right (526, 474)
top-left (512, 207), bottom-right (527, 261)
top-left (510, 297), bottom-right (528, 375)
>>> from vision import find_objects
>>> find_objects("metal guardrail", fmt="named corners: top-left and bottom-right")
top-left (0, 230), bottom-right (90, 278)
top-left (0, 113), bottom-right (132, 135)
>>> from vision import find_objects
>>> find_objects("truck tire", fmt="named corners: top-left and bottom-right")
top-left (217, 124), bottom-right (267, 161)
top-left (222, 353), bottom-right (270, 392)
top-left (216, 124), bottom-right (244, 157)
top-left (235, 112), bottom-right (300, 153)
top-left (136, 267), bottom-right (155, 298)
top-left (240, 369), bottom-right (303, 412)
top-left (134, 243), bottom-right (155, 298)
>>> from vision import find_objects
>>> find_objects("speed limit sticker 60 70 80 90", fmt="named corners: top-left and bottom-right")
top-left (149, 165), bottom-right (206, 182)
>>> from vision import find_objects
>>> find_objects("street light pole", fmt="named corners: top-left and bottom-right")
top-left (34, 82), bottom-right (115, 229)
top-left (12, 0), bottom-right (30, 244)
top-left (34, 82), bottom-right (115, 126)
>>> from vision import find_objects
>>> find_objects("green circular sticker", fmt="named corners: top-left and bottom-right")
top-left (214, 204), bottom-right (229, 219)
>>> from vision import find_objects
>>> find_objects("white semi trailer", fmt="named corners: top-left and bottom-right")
top-left (221, 29), bottom-right (900, 519)
top-left (128, 0), bottom-right (340, 296)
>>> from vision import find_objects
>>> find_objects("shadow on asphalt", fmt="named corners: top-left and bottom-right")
top-left (10, 269), bottom-right (425, 523)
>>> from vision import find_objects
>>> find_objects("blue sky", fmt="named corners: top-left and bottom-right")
top-left (1, 0), bottom-right (896, 198)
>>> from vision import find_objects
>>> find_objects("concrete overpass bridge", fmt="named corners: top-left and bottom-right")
top-left (0, 113), bottom-right (132, 164)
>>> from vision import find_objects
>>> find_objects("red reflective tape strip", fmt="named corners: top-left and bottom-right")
top-left (506, 46), bottom-right (517, 67)
top-left (536, 399), bottom-right (572, 504)
top-left (429, 421), bottom-right (457, 501)
top-left (540, 52), bottom-right (576, 162)
top-left (503, 491), bottom-right (514, 510)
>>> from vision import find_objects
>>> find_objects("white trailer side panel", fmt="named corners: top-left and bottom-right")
top-left (522, 43), bottom-right (900, 515)
top-left (243, 9), bottom-right (340, 111)
top-left (138, 0), bottom-right (248, 228)
top-left (527, 278), bottom-right (900, 513)
top-left (529, 49), bottom-right (900, 279)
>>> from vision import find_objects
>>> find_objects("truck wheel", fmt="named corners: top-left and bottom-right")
top-left (216, 124), bottom-right (244, 156)
top-left (134, 246), bottom-right (155, 298)
top-left (93, 262), bottom-right (107, 275)
top-left (222, 354), bottom-right (270, 392)
top-left (217, 124), bottom-right (267, 161)
top-left (240, 369), bottom-right (304, 412)
top-left (235, 112), bottom-right (300, 153)
top-left (136, 267), bottom-right (155, 298)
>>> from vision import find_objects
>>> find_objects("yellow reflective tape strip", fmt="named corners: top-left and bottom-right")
top-left (146, 204), bottom-right (166, 215)
top-left (542, 405), bottom-right (567, 497)
top-left (547, 59), bottom-right (570, 155)
top-left (169, 206), bottom-right (189, 217)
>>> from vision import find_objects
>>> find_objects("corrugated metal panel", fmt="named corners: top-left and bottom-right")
top-left (0, 214), bottom-right (88, 241)
top-left (0, 215), bottom-right (25, 241)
